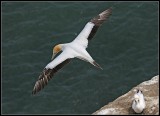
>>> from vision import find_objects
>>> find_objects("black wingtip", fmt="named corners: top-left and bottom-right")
top-left (32, 84), bottom-right (36, 95)
top-left (32, 91), bottom-right (36, 95)
top-left (32, 85), bottom-right (37, 95)
top-left (107, 7), bottom-right (112, 12)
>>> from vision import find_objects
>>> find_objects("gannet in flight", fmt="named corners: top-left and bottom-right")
top-left (32, 8), bottom-right (112, 94)
top-left (132, 89), bottom-right (146, 113)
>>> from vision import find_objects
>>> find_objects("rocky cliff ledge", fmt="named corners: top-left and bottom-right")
top-left (93, 75), bottom-right (159, 115)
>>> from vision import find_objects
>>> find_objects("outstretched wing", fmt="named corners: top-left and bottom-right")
top-left (73, 8), bottom-right (112, 48)
top-left (32, 50), bottom-right (73, 95)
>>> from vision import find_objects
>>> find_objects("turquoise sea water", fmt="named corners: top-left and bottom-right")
top-left (2, 2), bottom-right (158, 114)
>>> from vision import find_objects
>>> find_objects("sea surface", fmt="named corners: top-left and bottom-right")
top-left (2, 2), bottom-right (158, 114)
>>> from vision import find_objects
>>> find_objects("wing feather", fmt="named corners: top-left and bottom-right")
top-left (73, 8), bottom-right (112, 48)
top-left (32, 59), bottom-right (71, 95)
top-left (32, 50), bottom-right (73, 95)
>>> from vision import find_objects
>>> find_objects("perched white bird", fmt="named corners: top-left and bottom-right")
top-left (132, 89), bottom-right (146, 113)
top-left (32, 8), bottom-right (112, 94)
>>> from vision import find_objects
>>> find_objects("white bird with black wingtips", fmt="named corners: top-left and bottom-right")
top-left (132, 89), bottom-right (146, 113)
top-left (32, 8), bottom-right (112, 95)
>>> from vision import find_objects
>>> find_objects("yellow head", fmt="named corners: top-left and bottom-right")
top-left (51, 44), bottom-right (62, 60)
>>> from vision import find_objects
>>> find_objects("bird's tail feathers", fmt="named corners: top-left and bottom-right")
top-left (92, 61), bottom-right (103, 70)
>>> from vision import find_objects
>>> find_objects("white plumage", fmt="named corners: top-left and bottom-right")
top-left (73, 22), bottom-right (95, 48)
top-left (132, 90), bottom-right (146, 113)
top-left (32, 8), bottom-right (112, 95)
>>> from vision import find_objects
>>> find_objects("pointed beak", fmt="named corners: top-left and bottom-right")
top-left (51, 53), bottom-right (56, 60)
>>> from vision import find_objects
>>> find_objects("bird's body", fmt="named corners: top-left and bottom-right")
top-left (32, 8), bottom-right (112, 95)
top-left (46, 42), bottom-right (94, 69)
top-left (132, 90), bottom-right (146, 113)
